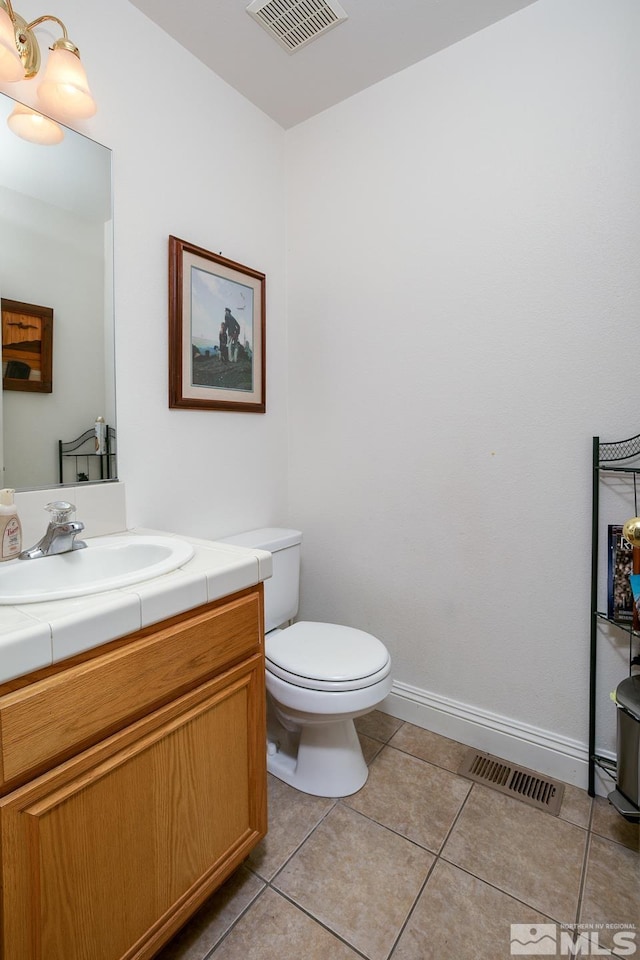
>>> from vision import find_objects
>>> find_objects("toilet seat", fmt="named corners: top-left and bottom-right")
top-left (266, 621), bottom-right (391, 692)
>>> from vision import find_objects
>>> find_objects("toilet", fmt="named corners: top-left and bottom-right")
top-left (220, 528), bottom-right (392, 798)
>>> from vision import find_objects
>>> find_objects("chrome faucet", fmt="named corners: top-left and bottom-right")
top-left (20, 501), bottom-right (87, 560)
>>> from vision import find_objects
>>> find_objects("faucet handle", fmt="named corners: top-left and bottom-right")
top-left (46, 501), bottom-right (76, 522)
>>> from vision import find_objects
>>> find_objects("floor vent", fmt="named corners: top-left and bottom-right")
top-left (458, 749), bottom-right (565, 816)
top-left (246, 0), bottom-right (348, 54)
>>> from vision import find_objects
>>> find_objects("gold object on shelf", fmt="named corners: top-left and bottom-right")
top-left (622, 517), bottom-right (640, 547)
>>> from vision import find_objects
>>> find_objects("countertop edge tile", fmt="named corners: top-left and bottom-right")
top-left (50, 592), bottom-right (142, 663)
top-left (0, 529), bottom-right (270, 683)
top-left (206, 557), bottom-right (260, 603)
top-left (120, 568), bottom-right (209, 628)
top-left (0, 620), bottom-right (52, 683)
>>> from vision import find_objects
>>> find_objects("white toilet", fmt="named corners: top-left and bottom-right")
top-left (220, 528), bottom-right (392, 798)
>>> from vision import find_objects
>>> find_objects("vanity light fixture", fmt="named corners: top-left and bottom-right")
top-left (0, 0), bottom-right (96, 120)
top-left (7, 99), bottom-right (62, 143)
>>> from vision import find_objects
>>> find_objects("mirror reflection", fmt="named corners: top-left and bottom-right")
top-left (0, 91), bottom-right (115, 490)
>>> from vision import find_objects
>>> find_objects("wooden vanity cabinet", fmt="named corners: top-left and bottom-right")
top-left (0, 585), bottom-right (267, 960)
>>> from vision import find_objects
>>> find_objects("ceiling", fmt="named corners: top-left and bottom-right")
top-left (128, 0), bottom-right (539, 129)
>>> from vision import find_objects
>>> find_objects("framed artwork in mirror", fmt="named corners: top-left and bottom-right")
top-left (168, 236), bottom-right (266, 413)
top-left (2, 298), bottom-right (53, 393)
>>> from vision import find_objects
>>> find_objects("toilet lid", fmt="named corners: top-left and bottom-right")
top-left (266, 621), bottom-right (390, 688)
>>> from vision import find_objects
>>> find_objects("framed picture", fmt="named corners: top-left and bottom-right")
top-left (2, 298), bottom-right (53, 393)
top-left (168, 236), bottom-right (266, 413)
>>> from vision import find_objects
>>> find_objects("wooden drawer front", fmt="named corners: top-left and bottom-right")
top-left (0, 657), bottom-right (267, 960)
top-left (0, 589), bottom-right (261, 791)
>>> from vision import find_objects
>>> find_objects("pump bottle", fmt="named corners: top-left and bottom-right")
top-left (0, 488), bottom-right (22, 561)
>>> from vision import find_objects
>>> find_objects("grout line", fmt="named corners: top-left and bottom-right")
top-left (201, 787), bottom-right (341, 956)
top-left (385, 742), bottom-right (476, 781)
top-left (337, 795), bottom-right (443, 857)
top-left (439, 776), bottom-right (475, 849)
top-left (437, 782), bottom-right (590, 931)
top-left (384, 777), bottom-right (477, 959)
top-left (264, 796), bottom-right (339, 885)
top-left (385, 855), bottom-right (438, 960)
top-left (435, 854), bottom-right (569, 924)
top-left (574, 799), bottom-right (596, 929)
top-left (588, 795), bottom-right (639, 851)
top-left (200, 882), bottom-right (270, 960)
top-left (268, 885), bottom-right (372, 960)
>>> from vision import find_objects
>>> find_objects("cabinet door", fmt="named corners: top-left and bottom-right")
top-left (0, 655), bottom-right (267, 960)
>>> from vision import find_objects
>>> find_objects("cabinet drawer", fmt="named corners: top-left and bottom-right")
top-left (0, 588), bottom-right (262, 791)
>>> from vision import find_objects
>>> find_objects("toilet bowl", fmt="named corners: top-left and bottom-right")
top-left (219, 528), bottom-right (392, 798)
top-left (266, 621), bottom-right (392, 796)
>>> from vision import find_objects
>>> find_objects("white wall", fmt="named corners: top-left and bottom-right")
top-left (286, 0), bottom-right (640, 781)
top-left (2, 0), bottom-right (289, 538)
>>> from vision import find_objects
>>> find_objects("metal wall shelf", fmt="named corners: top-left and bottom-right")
top-left (58, 425), bottom-right (116, 485)
top-left (589, 433), bottom-right (640, 808)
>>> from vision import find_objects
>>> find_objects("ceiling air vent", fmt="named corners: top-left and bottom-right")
top-left (247, 0), bottom-right (348, 54)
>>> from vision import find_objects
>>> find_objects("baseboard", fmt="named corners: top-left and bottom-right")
top-left (379, 680), bottom-right (615, 797)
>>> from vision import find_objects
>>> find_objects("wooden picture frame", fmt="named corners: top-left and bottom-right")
top-left (2, 298), bottom-right (53, 393)
top-left (168, 236), bottom-right (266, 413)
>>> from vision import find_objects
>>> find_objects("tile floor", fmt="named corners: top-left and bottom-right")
top-left (156, 712), bottom-right (640, 960)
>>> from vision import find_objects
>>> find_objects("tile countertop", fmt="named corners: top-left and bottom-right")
top-left (0, 527), bottom-right (273, 686)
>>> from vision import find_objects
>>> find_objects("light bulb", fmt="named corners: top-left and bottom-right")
top-left (37, 46), bottom-right (96, 120)
top-left (7, 102), bottom-right (64, 145)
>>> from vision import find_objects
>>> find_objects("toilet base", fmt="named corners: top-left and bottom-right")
top-left (267, 717), bottom-right (368, 798)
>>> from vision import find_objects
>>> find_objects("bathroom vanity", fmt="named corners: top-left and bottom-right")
top-left (0, 532), bottom-right (269, 960)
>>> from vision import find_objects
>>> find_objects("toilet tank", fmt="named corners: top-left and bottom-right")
top-left (218, 528), bottom-right (302, 632)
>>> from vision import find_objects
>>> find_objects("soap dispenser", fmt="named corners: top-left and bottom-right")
top-left (0, 488), bottom-right (22, 561)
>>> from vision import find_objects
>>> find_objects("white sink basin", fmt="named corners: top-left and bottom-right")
top-left (0, 535), bottom-right (195, 604)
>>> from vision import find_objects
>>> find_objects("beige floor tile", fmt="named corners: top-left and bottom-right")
top-left (344, 745), bottom-right (470, 852)
top-left (209, 887), bottom-right (363, 960)
top-left (274, 804), bottom-right (433, 960)
top-left (591, 796), bottom-right (640, 852)
top-left (388, 722), bottom-right (470, 774)
top-left (359, 731), bottom-right (385, 765)
top-left (354, 710), bottom-right (404, 743)
top-left (247, 774), bottom-right (335, 880)
top-left (392, 860), bottom-right (566, 960)
top-left (578, 833), bottom-right (640, 952)
top-left (155, 866), bottom-right (264, 960)
top-left (573, 931), bottom-right (637, 958)
top-left (442, 784), bottom-right (587, 921)
top-left (557, 783), bottom-right (593, 829)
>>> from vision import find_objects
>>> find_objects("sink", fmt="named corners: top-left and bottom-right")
top-left (0, 535), bottom-right (195, 604)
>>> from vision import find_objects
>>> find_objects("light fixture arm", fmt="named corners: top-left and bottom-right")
top-left (26, 16), bottom-right (80, 59)
top-left (3, 0), bottom-right (68, 36)
top-left (25, 14), bottom-right (69, 41)
top-left (0, 0), bottom-right (81, 79)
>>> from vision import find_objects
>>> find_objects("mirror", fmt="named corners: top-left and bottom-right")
top-left (0, 91), bottom-right (115, 490)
